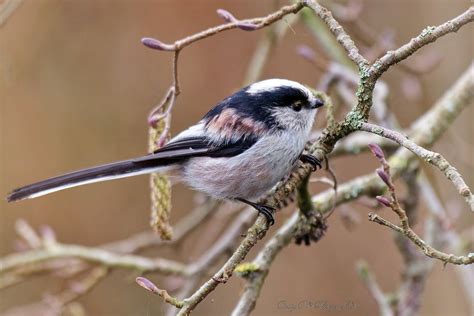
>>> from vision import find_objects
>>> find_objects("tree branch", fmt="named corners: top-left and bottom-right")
top-left (370, 6), bottom-right (474, 78)
top-left (0, 243), bottom-right (187, 276)
top-left (360, 120), bottom-right (474, 211)
top-left (357, 261), bottom-right (393, 316)
top-left (230, 62), bottom-right (474, 314)
top-left (141, 2), bottom-right (305, 52)
top-left (368, 144), bottom-right (474, 265)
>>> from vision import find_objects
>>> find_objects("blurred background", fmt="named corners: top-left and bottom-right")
top-left (1, 0), bottom-right (473, 315)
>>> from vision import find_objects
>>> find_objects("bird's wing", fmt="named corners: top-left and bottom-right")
top-left (132, 135), bottom-right (257, 165)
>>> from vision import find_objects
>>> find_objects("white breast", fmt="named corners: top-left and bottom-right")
top-left (181, 130), bottom-right (306, 201)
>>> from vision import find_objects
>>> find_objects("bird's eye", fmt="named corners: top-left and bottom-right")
top-left (291, 101), bottom-right (303, 112)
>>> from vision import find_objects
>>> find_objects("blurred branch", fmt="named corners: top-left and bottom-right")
top-left (393, 167), bottom-right (429, 316)
top-left (0, 201), bottom-right (223, 315)
top-left (243, 13), bottom-right (299, 85)
top-left (356, 261), bottom-right (393, 316)
top-left (0, 200), bottom-right (218, 289)
top-left (0, 242), bottom-right (187, 276)
top-left (45, 266), bottom-right (109, 313)
top-left (0, 0), bottom-right (22, 27)
top-left (300, 10), bottom-right (353, 68)
top-left (103, 199), bottom-right (219, 253)
top-left (186, 208), bottom-right (256, 275)
top-left (303, 0), bottom-right (369, 69)
top-left (419, 178), bottom-right (474, 305)
top-left (395, 217), bottom-right (439, 316)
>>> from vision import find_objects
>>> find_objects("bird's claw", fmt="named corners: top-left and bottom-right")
top-left (255, 204), bottom-right (275, 226)
top-left (235, 198), bottom-right (275, 226)
top-left (300, 154), bottom-right (322, 171)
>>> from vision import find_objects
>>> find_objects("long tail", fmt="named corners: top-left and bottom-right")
top-left (6, 158), bottom-right (170, 202)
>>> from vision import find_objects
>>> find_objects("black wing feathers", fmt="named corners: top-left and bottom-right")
top-left (137, 136), bottom-right (257, 162)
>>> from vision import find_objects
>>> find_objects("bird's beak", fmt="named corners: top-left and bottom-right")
top-left (311, 98), bottom-right (324, 109)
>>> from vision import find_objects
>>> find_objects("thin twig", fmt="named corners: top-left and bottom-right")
top-left (368, 144), bottom-right (474, 265)
top-left (370, 6), bottom-right (474, 79)
top-left (142, 2), bottom-right (305, 52)
top-left (360, 121), bottom-right (474, 211)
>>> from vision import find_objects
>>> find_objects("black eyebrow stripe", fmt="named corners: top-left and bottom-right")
top-left (257, 86), bottom-right (309, 106)
top-left (202, 85), bottom-right (310, 131)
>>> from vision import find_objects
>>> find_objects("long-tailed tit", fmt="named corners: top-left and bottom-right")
top-left (7, 79), bottom-right (324, 225)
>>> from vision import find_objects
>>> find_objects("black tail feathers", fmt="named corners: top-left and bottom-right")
top-left (7, 159), bottom-right (165, 202)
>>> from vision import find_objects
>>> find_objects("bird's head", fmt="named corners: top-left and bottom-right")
top-left (203, 78), bottom-right (324, 141)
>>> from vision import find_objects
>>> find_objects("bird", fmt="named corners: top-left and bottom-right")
top-left (7, 79), bottom-right (324, 225)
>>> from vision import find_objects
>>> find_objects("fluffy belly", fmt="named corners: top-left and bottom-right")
top-left (181, 156), bottom-right (293, 200)
top-left (181, 134), bottom-right (304, 201)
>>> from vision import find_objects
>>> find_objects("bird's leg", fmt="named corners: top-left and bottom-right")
top-left (235, 198), bottom-right (275, 226)
top-left (299, 153), bottom-right (322, 171)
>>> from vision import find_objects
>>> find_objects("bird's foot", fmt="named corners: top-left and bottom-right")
top-left (236, 198), bottom-right (275, 226)
top-left (254, 204), bottom-right (275, 226)
top-left (299, 154), bottom-right (322, 171)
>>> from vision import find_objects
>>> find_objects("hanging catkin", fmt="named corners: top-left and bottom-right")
top-left (148, 119), bottom-right (173, 240)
